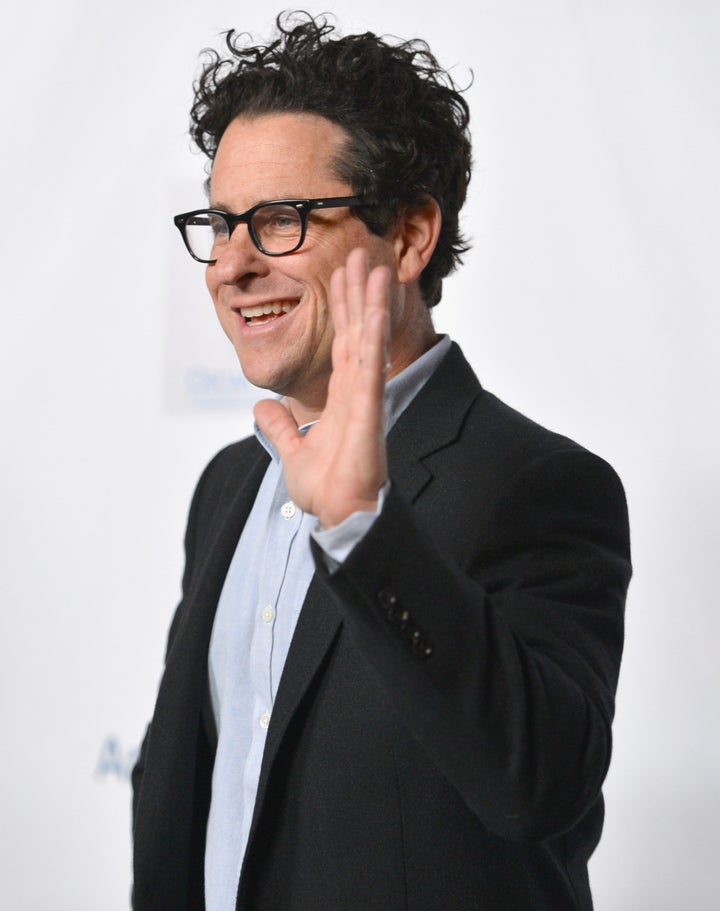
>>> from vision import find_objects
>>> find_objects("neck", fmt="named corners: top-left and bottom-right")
top-left (283, 396), bottom-right (326, 428)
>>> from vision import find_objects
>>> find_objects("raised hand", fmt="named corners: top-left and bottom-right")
top-left (254, 247), bottom-right (391, 528)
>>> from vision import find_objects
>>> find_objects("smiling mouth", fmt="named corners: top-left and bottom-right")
top-left (240, 301), bottom-right (299, 324)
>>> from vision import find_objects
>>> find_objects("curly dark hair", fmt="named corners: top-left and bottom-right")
top-left (190, 11), bottom-right (472, 307)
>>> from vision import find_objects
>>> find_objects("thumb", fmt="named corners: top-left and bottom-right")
top-left (253, 398), bottom-right (303, 460)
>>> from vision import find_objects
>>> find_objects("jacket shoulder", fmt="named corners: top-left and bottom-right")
top-left (413, 341), bottom-right (608, 471)
top-left (184, 435), bottom-right (268, 544)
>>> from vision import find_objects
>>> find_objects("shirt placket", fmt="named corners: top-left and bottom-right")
top-left (248, 479), bottom-right (303, 736)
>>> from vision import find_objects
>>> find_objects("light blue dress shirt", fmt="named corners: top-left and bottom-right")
top-left (205, 335), bottom-right (451, 911)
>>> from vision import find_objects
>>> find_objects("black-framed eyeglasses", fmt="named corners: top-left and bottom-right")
top-left (173, 196), bottom-right (368, 263)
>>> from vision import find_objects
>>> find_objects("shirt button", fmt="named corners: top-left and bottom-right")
top-left (281, 501), bottom-right (297, 519)
top-left (262, 605), bottom-right (275, 623)
top-left (259, 711), bottom-right (271, 730)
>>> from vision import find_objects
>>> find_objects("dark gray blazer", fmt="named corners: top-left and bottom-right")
top-left (132, 342), bottom-right (631, 910)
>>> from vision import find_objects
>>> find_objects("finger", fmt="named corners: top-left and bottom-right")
top-left (329, 263), bottom-right (349, 341)
top-left (253, 398), bottom-right (302, 461)
top-left (362, 264), bottom-right (391, 371)
top-left (365, 263), bottom-right (391, 323)
top-left (344, 247), bottom-right (369, 331)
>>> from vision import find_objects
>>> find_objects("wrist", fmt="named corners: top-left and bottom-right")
top-left (316, 480), bottom-right (390, 531)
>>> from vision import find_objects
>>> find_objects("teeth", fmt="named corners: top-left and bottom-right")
top-left (240, 301), bottom-right (297, 319)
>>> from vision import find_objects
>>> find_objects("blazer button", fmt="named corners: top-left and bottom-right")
top-left (378, 589), bottom-right (400, 623)
top-left (378, 589), bottom-right (397, 609)
top-left (413, 638), bottom-right (434, 659)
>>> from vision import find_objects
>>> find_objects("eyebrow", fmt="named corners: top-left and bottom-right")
top-left (207, 200), bottom-right (234, 213)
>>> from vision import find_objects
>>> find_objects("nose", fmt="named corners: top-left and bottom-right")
top-left (208, 222), bottom-right (271, 284)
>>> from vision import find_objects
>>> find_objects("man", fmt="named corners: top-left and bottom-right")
top-left (132, 13), bottom-right (631, 911)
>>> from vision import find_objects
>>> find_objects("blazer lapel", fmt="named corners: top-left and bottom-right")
top-left (170, 441), bottom-right (271, 670)
top-left (238, 533), bottom-right (344, 900)
top-left (387, 341), bottom-right (483, 503)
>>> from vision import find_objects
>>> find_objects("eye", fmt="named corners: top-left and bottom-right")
top-left (270, 213), bottom-right (298, 230)
top-left (254, 204), bottom-right (302, 235)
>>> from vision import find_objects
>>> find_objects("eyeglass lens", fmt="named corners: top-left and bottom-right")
top-left (184, 204), bottom-right (304, 260)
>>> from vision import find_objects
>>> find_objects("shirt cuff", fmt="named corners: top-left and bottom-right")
top-left (311, 481), bottom-right (390, 570)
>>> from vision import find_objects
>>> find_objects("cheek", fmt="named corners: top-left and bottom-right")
top-left (204, 267), bottom-right (218, 300)
top-left (205, 271), bottom-right (217, 306)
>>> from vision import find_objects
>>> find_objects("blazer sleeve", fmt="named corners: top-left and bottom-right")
top-left (311, 445), bottom-right (631, 843)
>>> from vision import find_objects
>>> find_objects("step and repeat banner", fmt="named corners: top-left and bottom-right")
top-left (1, 2), bottom-right (718, 908)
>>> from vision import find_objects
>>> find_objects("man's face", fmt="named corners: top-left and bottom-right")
top-left (206, 112), bottom-right (401, 420)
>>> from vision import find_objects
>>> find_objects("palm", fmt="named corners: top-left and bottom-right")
top-left (254, 248), bottom-right (390, 529)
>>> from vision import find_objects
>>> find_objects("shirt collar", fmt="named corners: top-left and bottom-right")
top-left (384, 334), bottom-right (451, 432)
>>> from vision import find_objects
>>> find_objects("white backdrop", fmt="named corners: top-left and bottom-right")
top-left (1, 1), bottom-right (718, 908)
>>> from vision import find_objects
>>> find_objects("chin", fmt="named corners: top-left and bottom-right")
top-left (238, 361), bottom-right (294, 396)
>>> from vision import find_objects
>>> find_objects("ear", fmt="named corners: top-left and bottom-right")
top-left (392, 196), bottom-right (442, 286)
